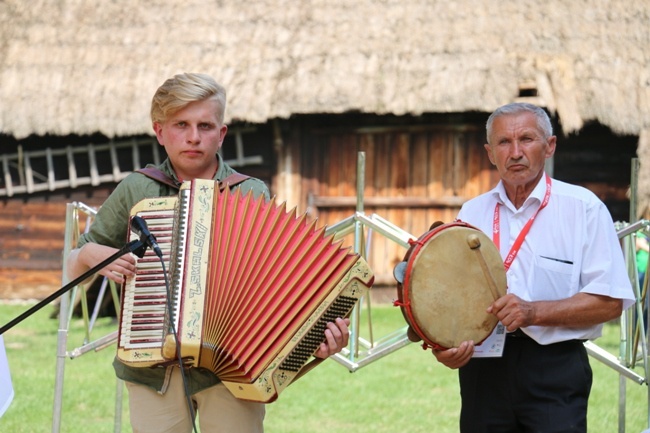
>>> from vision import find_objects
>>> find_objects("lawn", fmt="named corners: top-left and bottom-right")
top-left (0, 301), bottom-right (647, 432)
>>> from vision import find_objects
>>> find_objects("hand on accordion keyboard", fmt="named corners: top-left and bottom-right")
top-left (313, 317), bottom-right (351, 359)
top-left (70, 243), bottom-right (137, 285)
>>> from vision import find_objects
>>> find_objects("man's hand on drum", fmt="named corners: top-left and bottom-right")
top-left (432, 341), bottom-right (475, 369)
top-left (407, 325), bottom-right (475, 369)
top-left (487, 293), bottom-right (535, 332)
top-left (314, 317), bottom-right (350, 359)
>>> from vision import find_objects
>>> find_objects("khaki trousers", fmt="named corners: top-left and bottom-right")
top-left (126, 368), bottom-right (265, 433)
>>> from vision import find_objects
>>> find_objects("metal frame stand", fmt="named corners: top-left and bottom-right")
top-left (51, 202), bottom-right (126, 433)
top-left (603, 219), bottom-right (649, 433)
top-left (325, 152), bottom-right (415, 371)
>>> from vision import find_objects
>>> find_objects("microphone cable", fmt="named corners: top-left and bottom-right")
top-left (157, 255), bottom-right (199, 433)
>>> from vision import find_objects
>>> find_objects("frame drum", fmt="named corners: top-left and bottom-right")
top-left (393, 221), bottom-right (507, 350)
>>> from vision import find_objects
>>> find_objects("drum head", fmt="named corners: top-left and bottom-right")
top-left (401, 223), bottom-right (507, 349)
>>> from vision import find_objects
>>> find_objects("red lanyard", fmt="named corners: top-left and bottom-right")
top-left (493, 173), bottom-right (552, 272)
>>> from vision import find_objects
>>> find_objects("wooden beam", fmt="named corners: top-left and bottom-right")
top-left (312, 195), bottom-right (466, 208)
top-left (67, 146), bottom-right (78, 188)
top-left (46, 148), bottom-right (55, 191)
top-left (2, 154), bottom-right (13, 196)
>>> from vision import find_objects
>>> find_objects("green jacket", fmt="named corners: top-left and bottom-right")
top-left (77, 154), bottom-right (269, 394)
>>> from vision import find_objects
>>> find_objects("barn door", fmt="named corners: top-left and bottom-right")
top-left (302, 126), bottom-right (497, 286)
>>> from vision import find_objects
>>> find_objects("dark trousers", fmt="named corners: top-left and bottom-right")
top-left (458, 335), bottom-right (592, 433)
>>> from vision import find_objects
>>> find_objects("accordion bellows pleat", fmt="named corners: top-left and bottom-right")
top-left (117, 179), bottom-right (374, 402)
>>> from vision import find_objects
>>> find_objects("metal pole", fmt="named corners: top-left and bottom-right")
top-left (51, 203), bottom-right (77, 433)
top-left (349, 151), bottom-right (366, 361)
top-left (637, 155), bottom-right (650, 430)
top-left (626, 158), bottom-right (649, 430)
top-left (635, 155), bottom-right (650, 430)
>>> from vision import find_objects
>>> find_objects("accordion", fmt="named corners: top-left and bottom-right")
top-left (116, 179), bottom-right (374, 402)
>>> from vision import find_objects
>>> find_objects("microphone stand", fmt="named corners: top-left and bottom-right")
top-left (0, 239), bottom-right (148, 335)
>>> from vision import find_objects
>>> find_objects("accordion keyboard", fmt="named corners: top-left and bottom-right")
top-left (119, 209), bottom-right (176, 350)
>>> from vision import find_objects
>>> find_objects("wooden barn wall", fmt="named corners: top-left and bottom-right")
top-left (1, 190), bottom-right (112, 265)
top-left (278, 114), bottom-right (498, 286)
top-left (0, 128), bottom-right (275, 294)
top-left (552, 122), bottom-right (637, 222)
top-left (277, 114), bottom-right (636, 287)
top-left (0, 113), bottom-right (636, 296)
top-left (1, 200), bottom-right (68, 270)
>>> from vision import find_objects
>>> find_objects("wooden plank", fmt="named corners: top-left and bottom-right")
top-left (289, 130), bottom-right (304, 213)
top-left (341, 134), bottom-right (358, 206)
top-left (0, 202), bottom-right (67, 214)
top-left (429, 133), bottom-right (444, 198)
top-left (443, 132), bottom-right (455, 197)
top-left (465, 132), bottom-right (481, 199)
top-left (1, 238), bottom-right (65, 250)
top-left (372, 134), bottom-right (391, 281)
top-left (452, 133), bottom-right (464, 195)
top-left (46, 148), bottom-right (56, 191)
top-left (2, 154), bottom-right (13, 196)
top-left (388, 133), bottom-right (410, 280)
top-left (88, 144), bottom-right (99, 186)
top-left (409, 133), bottom-right (428, 198)
top-left (312, 196), bottom-right (467, 208)
top-left (110, 142), bottom-right (121, 181)
top-left (131, 139), bottom-right (141, 170)
top-left (302, 140), bottom-right (319, 221)
top-left (326, 138), bottom-right (340, 199)
top-left (24, 152), bottom-right (34, 193)
top-left (392, 133), bottom-right (410, 196)
top-left (0, 221), bottom-right (66, 233)
top-left (67, 145), bottom-right (78, 188)
top-left (0, 258), bottom-right (62, 270)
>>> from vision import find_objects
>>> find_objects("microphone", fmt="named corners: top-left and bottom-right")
top-left (130, 215), bottom-right (163, 258)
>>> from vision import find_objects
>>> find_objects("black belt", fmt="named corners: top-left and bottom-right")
top-left (506, 329), bottom-right (586, 344)
top-left (507, 328), bottom-right (531, 339)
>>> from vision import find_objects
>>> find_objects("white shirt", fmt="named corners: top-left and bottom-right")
top-left (457, 175), bottom-right (635, 345)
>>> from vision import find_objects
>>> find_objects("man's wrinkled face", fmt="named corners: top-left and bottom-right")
top-left (485, 111), bottom-right (556, 190)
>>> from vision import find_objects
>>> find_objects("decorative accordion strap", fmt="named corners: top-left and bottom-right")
top-left (136, 167), bottom-right (250, 191)
top-left (116, 179), bottom-right (374, 403)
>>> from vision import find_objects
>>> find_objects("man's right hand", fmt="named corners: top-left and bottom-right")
top-left (67, 243), bottom-right (137, 285)
top-left (432, 340), bottom-right (475, 369)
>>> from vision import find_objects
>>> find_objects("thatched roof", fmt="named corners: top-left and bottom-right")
top-left (0, 0), bottom-right (649, 211)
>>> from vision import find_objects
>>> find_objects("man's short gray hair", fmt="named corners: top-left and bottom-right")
top-left (486, 102), bottom-right (553, 144)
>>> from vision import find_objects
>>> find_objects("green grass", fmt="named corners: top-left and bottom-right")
top-left (0, 302), bottom-right (648, 432)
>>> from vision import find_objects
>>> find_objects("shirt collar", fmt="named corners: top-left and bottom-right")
top-left (492, 174), bottom-right (549, 212)
top-left (213, 153), bottom-right (229, 181)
